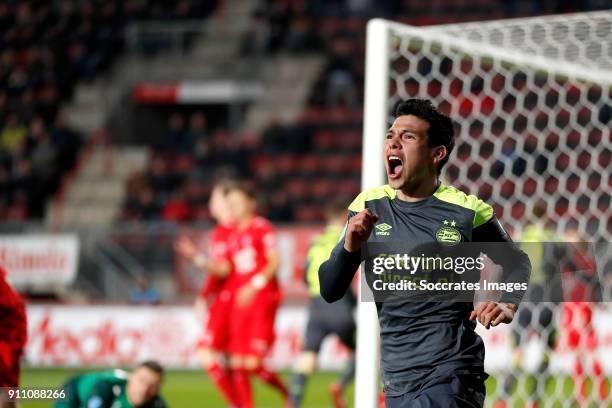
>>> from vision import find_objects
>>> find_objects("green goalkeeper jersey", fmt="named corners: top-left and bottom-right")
top-left (55, 370), bottom-right (167, 408)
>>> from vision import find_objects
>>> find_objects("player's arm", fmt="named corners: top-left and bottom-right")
top-left (236, 227), bottom-right (279, 306)
top-left (176, 236), bottom-right (231, 277)
top-left (319, 209), bottom-right (378, 303)
top-left (470, 215), bottom-right (531, 328)
top-left (247, 229), bottom-right (280, 290)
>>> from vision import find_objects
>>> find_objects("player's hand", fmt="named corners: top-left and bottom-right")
top-left (194, 297), bottom-right (207, 320)
top-left (175, 237), bottom-right (197, 259)
top-left (344, 209), bottom-right (379, 252)
top-left (237, 284), bottom-right (257, 307)
top-left (469, 301), bottom-right (517, 329)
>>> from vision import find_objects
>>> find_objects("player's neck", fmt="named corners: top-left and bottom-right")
top-left (236, 215), bottom-right (254, 229)
top-left (396, 178), bottom-right (439, 202)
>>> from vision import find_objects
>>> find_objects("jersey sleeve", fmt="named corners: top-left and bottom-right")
top-left (210, 228), bottom-right (231, 263)
top-left (473, 215), bottom-right (532, 305)
top-left (198, 275), bottom-right (221, 299)
top-left (318, 212), bottom-right (361, 303)
top-left (259, 222), bottom-right (278, 252)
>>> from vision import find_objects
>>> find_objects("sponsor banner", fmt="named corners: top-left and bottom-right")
top-left (25, 305), bottom-right (612, 374)
top-left (133, 81), bottom-right (262, 104)
top-left (25, 305), bottom-right (351, 371)
top-left (0, 235), bottom-right (79, 289)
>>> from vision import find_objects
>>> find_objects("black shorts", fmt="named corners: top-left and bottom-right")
top-left (384, 372), bottom-right (486, 408)
top-left (303, 297), bottom-right (355, 352)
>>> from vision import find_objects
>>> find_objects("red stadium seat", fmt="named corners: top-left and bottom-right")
top-left (285, 180), bottom-right (309, 200)
top-left (310, 179), bottom-right (336, 198)
top-left (295, 205), bottom-right (324, 222)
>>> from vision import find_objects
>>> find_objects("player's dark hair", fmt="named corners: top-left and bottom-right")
top-left (137, 360), bottom-right (164, 376)
top-left (532, 199), bottom-right (547, 218)
top-left (214, 179), bottom-right (237, 195)
top-left (228, 180), bottom-right (257, 200)
top-left (394, 98), bottom-right (455, 174)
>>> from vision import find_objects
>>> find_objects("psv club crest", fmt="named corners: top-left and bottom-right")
top-left (436, 219), bottom-right (462, 245)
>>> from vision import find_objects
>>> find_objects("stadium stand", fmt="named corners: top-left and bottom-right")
top-left (118, 0), bottom-right (608, 223)
top-left (0, 0), bottom-right (218, 221)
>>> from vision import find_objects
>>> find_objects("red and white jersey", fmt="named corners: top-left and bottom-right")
top-left (0, 266), bottom-right (27, 345)
top-left (198, 223), bottom-right (236, 299)
top-left (0, 266), bottom-right (23, 312)
top-left (225, 216), bottom-right (278, 291)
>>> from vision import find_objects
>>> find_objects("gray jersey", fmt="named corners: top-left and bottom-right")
top-left (319, 183), bottom-right (531, 396)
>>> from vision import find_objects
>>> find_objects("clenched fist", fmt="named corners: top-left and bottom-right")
top-left (469, 301), bottom-right (517, 329)
top-left (344, 209), bottom-right (379, 252)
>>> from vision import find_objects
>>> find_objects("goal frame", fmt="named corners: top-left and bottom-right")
top-left (358, 13), bottom-right (611, 407)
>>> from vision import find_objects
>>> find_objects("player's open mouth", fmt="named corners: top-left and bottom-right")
top-left (387, 155), bottom-right (403, 179)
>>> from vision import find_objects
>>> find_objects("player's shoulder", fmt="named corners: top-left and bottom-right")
top-left (433, 183), bottom-right (493, 227)
top-left (211, 223), bottom-right (233, 237)
top-left (251, 216), bottom-right (275, 231)
top-left (348, 185), bottom-right (396, 213)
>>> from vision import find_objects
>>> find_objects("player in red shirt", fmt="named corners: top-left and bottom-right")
top-left (175, 182), bottom-right (240, 407)
top-left (224, 181), bottom-right (289, 408)
top-left (560, 229), bottom-right (607, 404)
top-left (0, 265), bottom-right (28, 408)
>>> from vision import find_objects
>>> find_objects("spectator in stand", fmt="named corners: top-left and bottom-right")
top-left (134, 186), bottom-right (161, 221)
top-left (1, 114), bottom-right (27, 155)
top-left (285, 14), bottom-right (323, 54)
top-left (324, 37), bottom-right (358, 108)
top-left (267, 190), bottom-right (293, 222)
top-left (261, 116), bottom-right (287, 155)
top-left (187, 112), bottom-right (208, 142)
top-left (147, 156), bottom-right (177, 202)
top-left (161, 187), bottom-right (193, 223)
top-left (194, 137), bottom-right (213, 173)
top-left (51, 112), bottom-right (83, 175)
top-left (163, 113), bottom-right (194, 156)
top-left (253, 160), bottom-right (282, 197)
top-left (129, 276), bottom-right (162, 305)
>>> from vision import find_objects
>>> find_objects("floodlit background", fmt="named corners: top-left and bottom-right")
top-left (1, 1), bottom-right (610, 407)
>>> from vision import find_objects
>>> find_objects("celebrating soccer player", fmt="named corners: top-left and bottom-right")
top-left (290, 200), bottom-right (356, 408)
top-left (0, 266), bottom-right (27, 408)
top-left (55, 361), bottom-right (166, 408)
top-left (224, 181), bottom-right (290, 408)
top-left (319, 99), bottom-right (531, 407)
top-left (175, 180), bottom-right (240, 407)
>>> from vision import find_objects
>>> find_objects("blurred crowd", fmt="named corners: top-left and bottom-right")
top-left (3, 0), bottom-right (608, 223)
top-left (0, 0), bottom-right (217, 220)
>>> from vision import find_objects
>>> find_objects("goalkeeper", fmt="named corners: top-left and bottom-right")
top-left (319, 99), bottom-right (531, 407)
top-left (290, 200), bottom-right (356, 408)
top-left (55, 361), bottom-right (167, 408)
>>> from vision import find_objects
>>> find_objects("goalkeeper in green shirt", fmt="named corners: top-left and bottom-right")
top-left (290, 201), bottom-right (356, 408)
top-left (55, 361), bottom-right (167, 408)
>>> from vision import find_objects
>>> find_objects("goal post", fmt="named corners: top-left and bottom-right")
top-left (358, 11), bottom-right (611, 407)
top-left (355, 18), bottom-right (390, 408)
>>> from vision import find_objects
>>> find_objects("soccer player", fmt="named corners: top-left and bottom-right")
top-left (0, 266), bottom-right (27, 408)
top-left (175, 181), bottom-right (239, 407)
top-left (560, 228), bottom-right (606, 404)
top-left (319, 99), bottom-right (531, 407)
top-left (290, 200), bottom-right (356, 408)
top-left (54, 361), bottom-right (166, 408)
top-left (224, 181), bottom-right (289, 408)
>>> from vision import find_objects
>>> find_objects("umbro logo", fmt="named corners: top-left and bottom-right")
top-left (375, 223), bottom-right (392, 236)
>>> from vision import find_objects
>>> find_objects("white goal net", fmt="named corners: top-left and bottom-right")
top-left (358, 11), bottom-right (612, 408)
